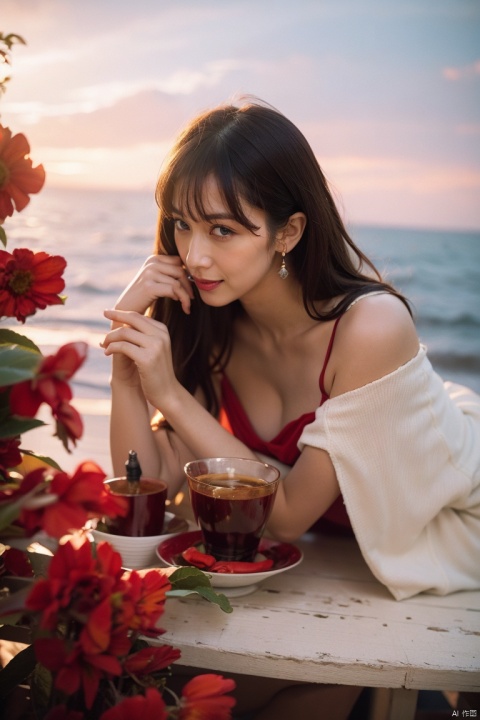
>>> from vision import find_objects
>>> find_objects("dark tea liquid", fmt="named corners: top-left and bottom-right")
top-left (189, 473), bottom-right (276, 561)
top-left (105, 478), bottom-right (167, 537)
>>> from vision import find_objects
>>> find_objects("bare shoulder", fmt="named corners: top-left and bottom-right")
top-left (330, 292), bottom-right (420, 396)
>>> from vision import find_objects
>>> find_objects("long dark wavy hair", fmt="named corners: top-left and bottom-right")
top-left (153, 100), bottom-right (410, 416)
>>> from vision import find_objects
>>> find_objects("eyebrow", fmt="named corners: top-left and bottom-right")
top-left (171, 205), bottom-right (237, 222)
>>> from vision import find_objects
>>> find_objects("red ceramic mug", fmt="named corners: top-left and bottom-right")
top-left (103, 476), bottom-right (168, 537)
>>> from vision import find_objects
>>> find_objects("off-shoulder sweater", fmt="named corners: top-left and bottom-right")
top-left (298, 345), bottom-right (480, 600)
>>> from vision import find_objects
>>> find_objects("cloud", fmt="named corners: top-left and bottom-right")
top-left (456, 123), bottom-right (480, 136)
top-left (325, 154), bottom-right (480, 230)
top-left (38, 142), bottom-right (172, 189)
top-left (442, 59), bottom-right (480, 81)
top-left (5, 90), bottom-right (188, 148)
top-left (324, 154), bottom-right (480, 193)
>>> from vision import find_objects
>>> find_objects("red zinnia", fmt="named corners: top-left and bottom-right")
top-left (179, 674), bottom-right (236, 720)
top-left (27, 536), bottom-right (126, 629)
top-left (123, 645), bottom-right (181, 676)
top-left (34, 637), bottom-right (123, 710)
top-left (0, 124), bottom-right (45, 221)
top-left (14, 461), bottom-right (128, 539)
top-left (120, 568), bottom-right (171, 637)
top-left (0, 247), bottom-right (66, 323)
top-left (9, 341), bottom-right (86, 416)
top-left (8, 341), bottom-right (87, 448)
top-left (100, 688), bottom-right (168, 720)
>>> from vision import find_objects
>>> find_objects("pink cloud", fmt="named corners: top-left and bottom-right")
top-left (442, 60), bottom-right (480, 81)
top-left (12, 90), bottom-right (188, 149)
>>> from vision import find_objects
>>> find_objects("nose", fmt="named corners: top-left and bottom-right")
top-left (185, 231), bottom-right (212, 272)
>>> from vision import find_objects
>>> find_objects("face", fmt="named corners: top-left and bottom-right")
top-left (172, 176), bottom-right (280, 307)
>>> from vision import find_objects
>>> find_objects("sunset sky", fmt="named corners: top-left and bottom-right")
top-left (2, 0), bottom-right (479, 230)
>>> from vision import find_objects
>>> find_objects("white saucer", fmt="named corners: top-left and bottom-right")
top-left (156, 530), bottom-right (303, 596)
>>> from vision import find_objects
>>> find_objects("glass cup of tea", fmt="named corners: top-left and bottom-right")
top-left (184, 457), bottom-right (280, 562)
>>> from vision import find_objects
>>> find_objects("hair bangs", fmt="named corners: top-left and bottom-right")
top-left (158, 133), bottom-right (260, 233)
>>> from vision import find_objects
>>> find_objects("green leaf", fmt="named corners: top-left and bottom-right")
top-left (0, 495), bottom-right (27, 531)
top-left (30, 662), bottom-right (52, 716)
top-left (0, 524), bottom-right (25, 540)
top-left (0, 582), bottom-right (32, 624)
top-left (0, 226), bottom-right (6, 247)
top-left (0, 645), bottom-right (36, 699)
top-left (19, 449), bottom-right (63, 471)
top-left (0, 345), bottom-right (41, 386)
top-left (0, 329), bottom-right (41, 353)
top-left (194, 586), bottom-right (233, 612)
top-left (169, 566), bottom-right (212, 589)
top-left (0, 479), bottom-right (54, 532)
top-left (168, 568), bottom-right (233, 613)
top-left (0, 417), bottom-right (45, 439)
top-left (167, 586), bottom-right (233, 613)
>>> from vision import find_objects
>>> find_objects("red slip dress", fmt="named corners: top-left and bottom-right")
top-left (219, 316), bottom-right (353, 535)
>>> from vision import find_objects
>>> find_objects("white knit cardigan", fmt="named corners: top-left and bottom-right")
top-left (297, 345), bottom-right (480, 600)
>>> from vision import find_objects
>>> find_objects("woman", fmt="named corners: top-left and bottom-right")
top-left (103, 99), bottom-right (480, 718)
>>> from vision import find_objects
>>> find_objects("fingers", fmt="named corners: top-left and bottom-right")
top-left (151, 278), bottom-right (193, 315)
top-left (115, 255), bottom-right (194, 316)
top-left (101, 311), bottom-right (175, 402)
top-left (142, 256), bottom-right (194, 314)
top-left (103, 309), bottom-right (165, 339)
top-left (151, 255), bottom-right (194, 298)
top-left (101, 313), bottom-right (167, 366)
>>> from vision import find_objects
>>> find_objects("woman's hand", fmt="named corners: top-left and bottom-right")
top-left (114, 254), bottom-right (194, 318)
top-left (105, 255), bottom-right (194, 386)
top-left (102, 309), bottom-right (179, 408)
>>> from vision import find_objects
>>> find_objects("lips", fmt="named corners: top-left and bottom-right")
top-left (192, 277), bottom-right (223, 292)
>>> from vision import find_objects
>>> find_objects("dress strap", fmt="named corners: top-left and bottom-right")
top-left (318, 291), bottom-right (389, 403)
top-left (319, 316), bottom-right (342, 403)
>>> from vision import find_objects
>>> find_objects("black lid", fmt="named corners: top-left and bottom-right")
top-left (125, 450), bottom-right (142, 482)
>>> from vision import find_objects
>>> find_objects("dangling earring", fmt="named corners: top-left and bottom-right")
top-left (278, 245), bottom-right (289, 279)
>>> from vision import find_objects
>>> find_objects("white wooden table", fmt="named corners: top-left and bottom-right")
top-left (154, 532), bottom-right (480, 720)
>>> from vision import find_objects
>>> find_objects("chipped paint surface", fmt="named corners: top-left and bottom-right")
top-left (152, 534), bottom-right (480, 695)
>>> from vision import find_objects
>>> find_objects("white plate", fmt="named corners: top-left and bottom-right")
top-left (156, 530), bottom-right (303, 596)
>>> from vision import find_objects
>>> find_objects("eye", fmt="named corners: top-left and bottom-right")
top-left (212, 225), bottom-right (233, 238)
top-left (173, 218), bottom-right (190, 232)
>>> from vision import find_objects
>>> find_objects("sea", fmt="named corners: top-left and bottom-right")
top-left (5, 185), bottom-right (480, 406)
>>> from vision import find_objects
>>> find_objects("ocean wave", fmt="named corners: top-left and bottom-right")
top-left (428, 351), bottom-right (480, 374)
top-left (417, 312), bottom-right (480, 329)
top-left (75, 280), bottom-right (120, 295)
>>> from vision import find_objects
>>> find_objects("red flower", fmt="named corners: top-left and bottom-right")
top-left (27, 538), bottom-right (130, 709)
top-left (100, 688), bottom-right (168, 720)
top-left (120, 568), bottom-right (171, 637)
top-left (123, 645), bottom-right (181, 676)
top-left (35, 637), bottom-right (123, 710)
top-left (26, 536), bottom-right (125, 629)
top-left (13, 461), bottom-right (128, 538)
top-left (78, 594), bottom-right (113, 654)
top-left (0, 124), bottom-right (45, 222)
top-left (179, 674), bottom-right (236, 720)
top-left (8, 341), bottom-right (86, 449)
top-left (1, 546), bottom-right (33, 577)
top-left (53, 399), bottom-right (84, 448)
top-left (0, 247), bottom-right (66, 323)
top-left (10, 341), bottom-right (87, 415)
top-left (95, 538), bottom-right (126, 578)
top-left (0, 436), bottom-right (21, 478)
